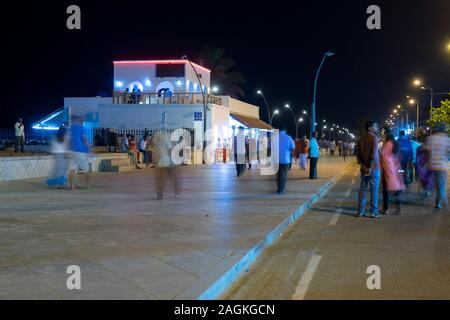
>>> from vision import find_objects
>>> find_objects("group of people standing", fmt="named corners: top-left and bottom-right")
top-left (326, 140), bottom-right (355, 161)
top-left (233, 127), bottom-right (322, 195)
top-left (356, 120), bottom-right (449, 218)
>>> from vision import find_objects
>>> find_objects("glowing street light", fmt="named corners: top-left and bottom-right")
top-left (407, 97), bottom-right (420, 129)
top-left (413, 78), bottom-right (434, 115)
top-left (270, 109), bottom-right (279, 125)
top-left (311, 51), bottom-right (335, 136)
top-left (257, 90), bottom-right (272, 125)
top-left (285, 104), bottom-right (300, 139)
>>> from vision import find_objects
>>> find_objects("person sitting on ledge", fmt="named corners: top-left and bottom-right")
top-left (128, 135), bottom-right (142, 169)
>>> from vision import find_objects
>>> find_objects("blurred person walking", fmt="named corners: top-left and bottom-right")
top-left (398, 130), bottom-right (413, 185)
top-left (329, 140), bottom-right (336, 158)
top-left (67, 115), bottom-right (91, 190)
top-left (425, 123), bottom-right (450, 210)
top-left (46, 126), bottom-right (69, 189)
top-left (342, 141), bottom-right (350, 161)
top-left (152, 132), bottom-right (180, 200)
top-left (298, 135), bottom-right (309, 170)
top-left (411, 136), bottom-right (421, 182)
top-left (380, 127), bottom-right (405, 215)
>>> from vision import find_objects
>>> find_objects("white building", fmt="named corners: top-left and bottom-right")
top-left (34, 59), bottom-right (272, 164)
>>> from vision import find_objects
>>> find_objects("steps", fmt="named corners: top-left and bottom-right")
top-left (99, 156), bottom-right (133, 173)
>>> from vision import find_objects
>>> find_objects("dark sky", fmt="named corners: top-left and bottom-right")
top-left (1, 0), bottom-right (449, 137)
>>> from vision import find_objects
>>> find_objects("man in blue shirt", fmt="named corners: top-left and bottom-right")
top-left (309, 131), bottom-right (321, 179)
top-left (276, 127), bottom-right (295, 195)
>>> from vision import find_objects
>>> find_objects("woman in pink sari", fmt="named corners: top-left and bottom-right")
top-left (380, 128), bottom-right (405, 214)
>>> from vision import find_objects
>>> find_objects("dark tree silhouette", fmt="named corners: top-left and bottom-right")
top-left (195, 45), bottom-right (245, 98)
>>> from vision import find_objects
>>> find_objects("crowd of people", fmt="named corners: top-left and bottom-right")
top-left (356, 120), bottom-right (449, 218)
top-left (14, 115), bottom-right (448, 208)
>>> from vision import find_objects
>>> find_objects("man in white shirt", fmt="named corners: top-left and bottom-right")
top-left (14, 118), bottom-right (25, 153)
top-left (139, 135), bottom-right (148, 165)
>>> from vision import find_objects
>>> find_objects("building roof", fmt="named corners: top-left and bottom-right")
top-left (230, 113), bottom-right (273, 130)
top-left (113, 60), bottom-right (211, 73)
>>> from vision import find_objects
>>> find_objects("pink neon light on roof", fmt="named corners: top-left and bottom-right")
top-left (113, 60), bottom-right (211, 73)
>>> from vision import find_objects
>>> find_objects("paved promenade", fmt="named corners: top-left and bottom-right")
top-left (224, 165), bottom-right (450, 300)
top-left (0, 158), bottom-right (352, 299)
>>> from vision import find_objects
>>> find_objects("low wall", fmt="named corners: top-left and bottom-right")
top-left (0, 153), bottom-right (129, 182)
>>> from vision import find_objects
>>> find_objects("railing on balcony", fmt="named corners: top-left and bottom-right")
top-left (112, 91), bottom-right (222, 106)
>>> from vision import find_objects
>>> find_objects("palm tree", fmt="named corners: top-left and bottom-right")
top-left (195, 45), bottom-right (245, 98)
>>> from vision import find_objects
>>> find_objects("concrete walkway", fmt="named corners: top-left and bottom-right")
top-left (223, 164), bottom-right (450, 300)
top-left (0, 158), bottom-right (352, 299)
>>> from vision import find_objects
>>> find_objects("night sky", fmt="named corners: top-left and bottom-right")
top-left (1, 0), bottom-right (449, 137)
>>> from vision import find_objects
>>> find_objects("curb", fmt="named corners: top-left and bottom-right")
top-left (197, 162), bottom-right (354, 300)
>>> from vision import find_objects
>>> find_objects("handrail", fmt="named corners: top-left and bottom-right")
top-left (112, 91), bottom-right (222, 106)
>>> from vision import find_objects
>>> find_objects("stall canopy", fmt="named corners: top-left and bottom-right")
top-left (230, 113), bottom-right (273, 130)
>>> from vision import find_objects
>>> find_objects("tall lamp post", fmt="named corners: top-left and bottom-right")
top-left (413, 79), bottom-right (433, 118)
top-left (285, 104), bottom-right (299, 139)
top-left (182, 55), bottom-right (207, 163)
top-left (270, 110), bottom-right (279, 125)
top-left (257, 90), bottom-right (272, 125)
top-left (311, 51), bottom-right (335, 136)
top-left (407, 96), bottom-right (420, 130)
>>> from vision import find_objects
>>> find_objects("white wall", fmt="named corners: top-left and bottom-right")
top-left (98, 104), bottom-right (204, 130)
top-left (225, 97), bottom-right (260, 119)
top-left (64, 97), bottom-right (112, 123)
top-left (211, 104), bottom-right (231, 146)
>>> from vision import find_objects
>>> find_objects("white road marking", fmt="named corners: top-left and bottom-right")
top-left (292, 255), bottom-right (322, 300)
top-left (328, 213), bottom-right (341, 226)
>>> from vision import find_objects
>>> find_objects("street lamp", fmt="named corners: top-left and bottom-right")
top-left (311, 51), bottom-right (335, 136)
top-left (413, 79), bottom-right (434, 117)
top-left (407, 96), bottom-right (420, 130)
top-left (285, 104), bottom-right (299, 139)
top-left (257, 90), bottom-right (272, 125)
top-left (270, 109), bottom-right (279, 125)
top-left (206, 86), bottom-right (219, 102)
top-left (182, 55), bottom-right (207, 163)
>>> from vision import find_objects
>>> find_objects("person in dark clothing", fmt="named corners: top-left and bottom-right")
top-left (356, 120), bottom-right (380, 218)
top-left (234, 127), bottom-right (246, 177)
top-left (397, 130), bottom-right (413, 185)
top-left (309, 131), bottom-right (320, 179)
top-left (276, 127), bottom-right (295, 195)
